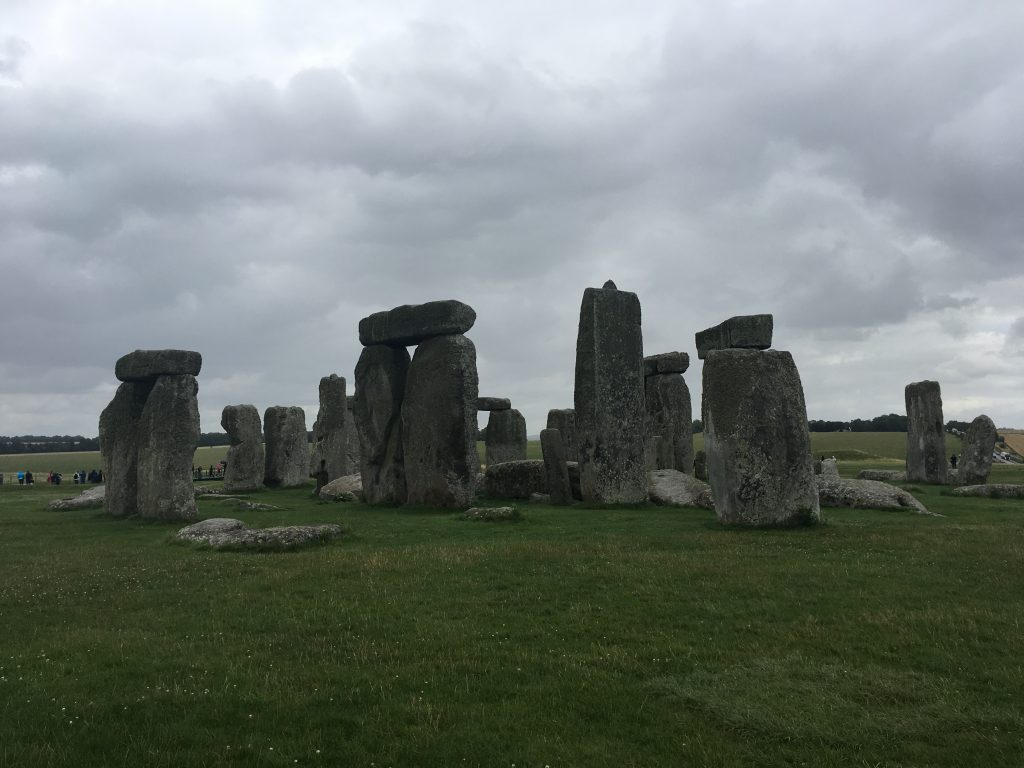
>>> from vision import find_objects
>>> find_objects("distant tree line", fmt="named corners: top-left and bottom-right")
top-left (0, 431), bottom-right (238, 455)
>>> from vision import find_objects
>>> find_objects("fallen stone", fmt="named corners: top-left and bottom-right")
top-left (477, 397), bottom-right (511, 411)
top-left (695, 315), bottom-right (773, 359)
top-left (648, 469), bottom-right (715, 510)
top-left (546, 409), bottom-right (576, 455)
top-left (951, 484), bottom-right (1024, 499)
top-left (816, 476), bottom-right (934, 515)
top-left (136, 374), bottom-right (200, 521)
top-left (485, 408), bottom-right (527, 466)
top-left (702, 348), bottom-right (819, 527)
top-left (213, 497), bottom-right (279, 511)
top-left (574, 281), bottom-right (647, 503)
top-left (175, 517), bottom-right (345, 549)
top-left (484, 459), bottom-right (548, 499)
top-left (115, 349), bottom-right (202, 382)
top-left (354, 345), bottom-right (410, 504)
top-left (358, 300), bottom-right (476, 347)
top-left (403, 334), bottom-right (479, 507)
top-left (856, 469), bottom-right (906, 482)
top-left (643, 352), bottom-right (690, 377)
top-left (463, 506), bottom-right (519, 522)
top-left (194, 486), bottom-right (223, 496)
top-left (263, 406), bottom-right (309, 488)
top-left (221, 404), bottom-right (264, 492)
top-left (905, 380), bottom-right (947, 484)
top-left (958, 414), bottom-right (996, 485)
top-left (319, 473), bottom-right (364, 502)
top-left (540, 428), bottom-right (573, 505)
top-left (529, 493), bottom-right (551, 504)
top-left (48, 485), bottom-right (106, 511)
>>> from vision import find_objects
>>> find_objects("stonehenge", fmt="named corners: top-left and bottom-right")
top-left (221, 405), bottom-right (264, 492)
top-left (263, 406), bottom-right (309, 488)
top-left (539, 428), bottom-right (573, 505)
top-left (699, 318), bottom-right (819, 527)
top-left (99, 349), bottom-right (201, 521)
top-left (574, 280), bottom-right (647, 504)
top-left (905, 380), bottom-right (946, 484)
top-left (546, 409), bottom-right (576, 454)
top-left (643, 351), bottom-right (694, 474)
top-left (355, 300), bottom-right (479, 507)
top-left (309, 374), bottom-right (350, 483)
top-left (958, 414), bottom-right (996, 485)
top-left (485, 408), bottom-right (527, 466)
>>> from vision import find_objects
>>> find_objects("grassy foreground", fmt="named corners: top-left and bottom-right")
top-left (1, 476), bottom-right (1023, 767)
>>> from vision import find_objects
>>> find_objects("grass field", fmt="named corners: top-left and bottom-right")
top-left (1, 475), bottom-right (1023, 766)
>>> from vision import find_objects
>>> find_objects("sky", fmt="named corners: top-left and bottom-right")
top-left (1, 0), bottom-right (1022, 438)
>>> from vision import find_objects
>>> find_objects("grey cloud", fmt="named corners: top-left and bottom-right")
top-left (0, 36), bottom-right (29, 80)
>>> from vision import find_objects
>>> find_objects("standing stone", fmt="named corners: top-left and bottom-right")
top-left (573, 282), bottom-right (647, 503)
top-left (702, 349), bottom-right (819, 526)
top-left (644, 371), bottom-right (694, 474)
top-left (546, 409), bottom-right (576, 454)
top-left (403, 334), bottom-right (479, 507)
top-left (221, 405), bottom-right (264, 492)
top-left (136, 375), bottom-right (200, 521)
top-left (344, 395), bottom-right (361, 476)
top-left (905, 380), bottom-right (947, 484)
top-left (958, 414), bottom-right (996, 485)
top-left (263, 406), bottom-right (309, 488)
top-left (309, 374), bottom-right (349, 482)
top-left (540, 428), bottom-right (572, 505)
top-left (485, 408), bottom-right (527, 466)
top-left (354, 346), bottom-right (410, 504)
top-left (99, 381), bottom-right (153, 518)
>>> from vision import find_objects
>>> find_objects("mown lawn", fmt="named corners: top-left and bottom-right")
top-left (1, 475), bottom-right (1022, 767)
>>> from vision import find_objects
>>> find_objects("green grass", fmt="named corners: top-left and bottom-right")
top-left (1, 476), bottom-right (1023, 766)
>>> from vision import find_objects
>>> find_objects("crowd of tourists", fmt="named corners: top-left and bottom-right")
top-left (0, 469), bottom-right (103, 485)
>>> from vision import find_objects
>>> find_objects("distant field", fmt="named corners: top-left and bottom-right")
top-left (1002, 433), bottom-right (1024, 457)
top-left (694, 431), bottom-right (963, 462)
top-left (0, 446), bottom-right (229, 478)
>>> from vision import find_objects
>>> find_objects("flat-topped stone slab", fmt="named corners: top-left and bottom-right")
top-left (477, 397), bottom-right (511, 411)
top-left (951, 484), bottom-right (1024, 499)
top-left (115, 349), bottom-right (202, 381)
top-left (175, 518), bottom-right (345, 549)
top-left (49, 485), bottom-right (106, 511)
top-left (643, 352), bottom-right (690, 377)
top-left (695, 315), bottom-right (772, 359)
top-left (816, 476), bottom-right (935, 515)
top-left (358, 300), bottom-right (476, 347)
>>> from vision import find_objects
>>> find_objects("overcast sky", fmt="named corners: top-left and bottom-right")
top-left (2, 0), bottom-right (1022, 438)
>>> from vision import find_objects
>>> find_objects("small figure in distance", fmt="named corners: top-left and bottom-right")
top-left (950, 454), bottom-right (958, 470)
top-left (25, 470), bottom-right (33, 485)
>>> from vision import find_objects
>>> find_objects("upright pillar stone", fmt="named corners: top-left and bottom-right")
top-left (485, 408), bottom-right (527, 466)
top-left (546, 409), bottom-right (576, 454)
top-left (540, 428), bottom-right (572, 505)
top-left (403, 334), bottom-right (479, 507)
top-left (958, 414), bottom-right (996, 485)
top-left (99, 381), bottom-right (152, 518)
top-left (263, 406), bottom-right (309, 488)
top-left (643, 352), bottom-right (694, 474)
top-left (221, 404), bottom-right (264, 492)
top-left (573, 280), bottom-right (647, 504)
top-left (136, 374), bottom-right (200, 521)
top-left (700, 325), bottom-right (819, 527)
top-left (309, 374), bottom-right (349, 482)
top-left (344, 395), bottom-right (361, 476)
top-left (905, 380), bottom-right (947, 484)
top-left (354, 345), bottom-right (410, 504)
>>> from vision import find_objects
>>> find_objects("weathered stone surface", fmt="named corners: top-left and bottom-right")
top-left (221, 404), bottom-right (264, 492)
top-left (574, 283), bottom-right (647, 503)
top-left (529, 493), bottom-right (551, 504)
top-left (643, 352), bottom-right (690, 377)
top-left (175, 517), bottom-right (344, 549)
top-left (344, 395), bottom-right (361, 475)
top-left (136, 375), bottom-right (200, 521)
top-left (485, 408), bottom-right (527, 466)
top-left (546, 409), bottom-right (576, 454)
top-left (263, 406), bottom-right (309, 488)
top-left (645, 373), bottom-right (694, 474)
top-left (115, 349), bottom-right (202, 382)
top-left (702, 349), bottom-right (819, 527)
top-left (463, 506), bottom-right (519, 522)
top-left (484, 460), bottom-right (547, 499)
top-left (540, 428), bottom-right (572, 505)
top-left (319, 473), bottom-right (363, 502)
top-left (648, 469), bottom-right (715, 510)
top-left (816, 476), bottom-right (933, 515)
top-left (951, 484), bottom-right (1024, 498)
top-left (309, 374), bottom-right (349, 483)
top-left (566, 461), bottom-right (582, 500)
top-left (695, 315), bottom-right (773, 359)
top-left (355, 345), bottom-right (409, 504)
top-left (856, 469), bottom-right (906, 482)
top-left (100, 381), bottom-right (152, 518)
top-left (820, 458), bottom-right (840, 479)
top-left (477, 397), bottom-right (511, 411)
top-left (49, 485), bottom-right (106, 511)
top-left (645, 435), bottom-right (664, 470)
top-left (905, 380), bottom-right (946, 484)
top-left (403, 334), bottom-right (479, 507)
top-left (693, 450), bottom-right (707, 481)
top-left (358, 300), bottom-right (476, 347)
top-left (212, 497), bottom-right (279, 511)
top-left (958, 414), bottom-right (996, 485)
